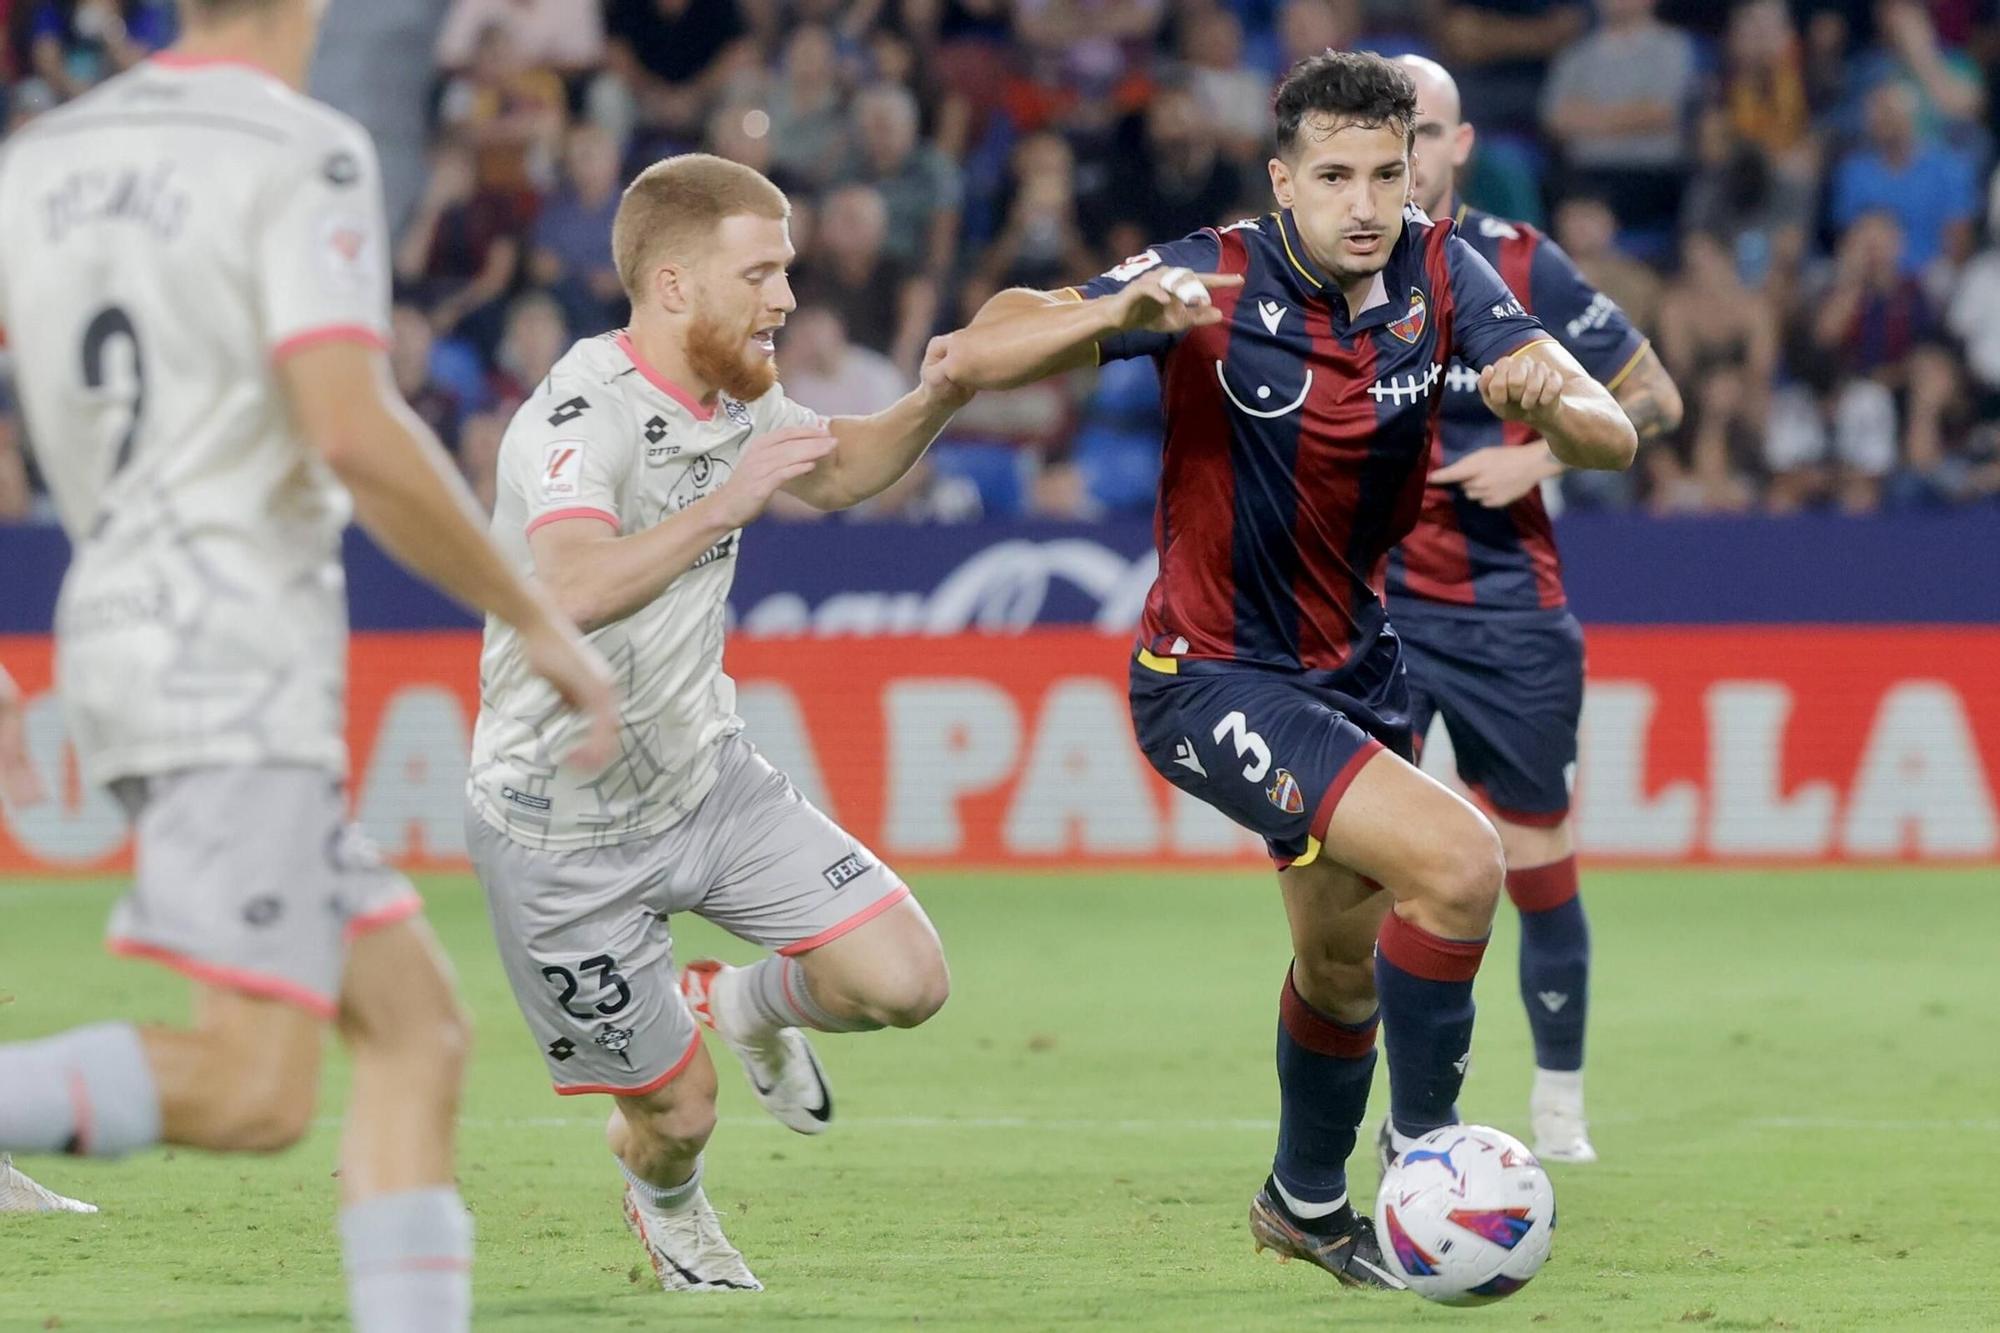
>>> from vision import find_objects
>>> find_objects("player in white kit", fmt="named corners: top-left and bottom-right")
top-left (0, 3), bottom-right (616, 1328)
top-left (0, 667), bottom-right (94, 1215)
top-left (467, 153), bottom-right (971, 1292)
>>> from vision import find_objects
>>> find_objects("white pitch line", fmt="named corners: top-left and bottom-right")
top-left (1746, 1116), bottom-right (2000, 1132)
top-left (302, 1113), bottom-right (2000, 1134)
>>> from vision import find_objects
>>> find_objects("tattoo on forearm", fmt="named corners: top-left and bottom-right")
top-left (1615, 358), bottom-right (1679, 443)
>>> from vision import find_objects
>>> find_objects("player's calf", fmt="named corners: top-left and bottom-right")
top-left (1323, 757), bottom-right (1504, 1145)
top-left (609, 1049), bottom-right (721, 1200)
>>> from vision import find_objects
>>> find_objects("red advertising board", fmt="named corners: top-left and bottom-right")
top-left (2, 627), bottom-right (1995, 871)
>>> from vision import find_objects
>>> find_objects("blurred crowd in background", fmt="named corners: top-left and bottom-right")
top-left (4, 0), bottom-right (2000, 523)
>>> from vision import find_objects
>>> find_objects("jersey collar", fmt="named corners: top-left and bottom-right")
top-left (149, 51), bottom-right (287, 86)
top-left (1276, 207), bottom-right (1425, 335)
top-left (614, 330), bottom-right (715, 422)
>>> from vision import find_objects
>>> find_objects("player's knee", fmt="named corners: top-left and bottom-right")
top-left (862, 950), bottom-right (951, 1029)
top-left (1424, 818), bottom-right (1505, 929)
top-left (405, 1002), bottom-right (474, 1091)
top-left (625, 1086), bottom-right (718, 1158)
top-left (1291, 951), bottom-right (1376, 1012)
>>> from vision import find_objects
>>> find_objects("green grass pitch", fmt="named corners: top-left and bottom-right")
top-left (3, 868), bottom-right (1997, 1330)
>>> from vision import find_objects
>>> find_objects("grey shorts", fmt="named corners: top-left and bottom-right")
top-left (106, 765), bottom-right (423, 1019)
top-left (466, 735), bottom-right (911, 1096)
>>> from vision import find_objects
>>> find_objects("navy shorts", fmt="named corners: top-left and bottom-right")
top-left (1392, 603), bottom-right (1585, 827)
top-left (1127, 632), bottom-right (1415, 869)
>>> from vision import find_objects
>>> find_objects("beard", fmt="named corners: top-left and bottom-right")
top-left (686, 306), bottom-right (776, 402)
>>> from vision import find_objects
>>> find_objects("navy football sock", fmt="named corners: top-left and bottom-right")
top-left (1271, 964), bottom-right (1377, 1218)
top-left (1375, 913), bottom-right (1487, 1139)
top-left (1508, 856), bottom-right (1589, 1073)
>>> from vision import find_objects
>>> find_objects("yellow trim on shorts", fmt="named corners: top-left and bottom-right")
top-left (1136, 647), bottom-right (1180, 675)
top-left (1602, 338), bottom-right (1651, 393)
top-left (1291, 834), bottom-right (1324, 870)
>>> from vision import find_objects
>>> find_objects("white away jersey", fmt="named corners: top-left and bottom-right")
top-left (469, 331), bottom-right (822, 851)
top-left (0, 57), bottom-right (392, 784)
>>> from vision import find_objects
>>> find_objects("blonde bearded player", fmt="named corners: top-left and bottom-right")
top-left (467, 153), bottom-right (968, 1292)
top-left (0, 2), bottom-right (616, 1329)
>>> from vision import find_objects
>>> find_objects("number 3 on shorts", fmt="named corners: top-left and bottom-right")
top-left (1212, 710), bottom-right (1271, 782)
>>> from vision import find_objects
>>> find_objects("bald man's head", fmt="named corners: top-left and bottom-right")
top-left (1396, 54), bottom-right (1473, 218)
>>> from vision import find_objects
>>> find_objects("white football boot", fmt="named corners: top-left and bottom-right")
top-left (0, 1154), bottom-right (97, 1214)
top-left (622, 1185), bottom-right (762, 1292)
top-left (680, 960), bottom-right (833, 1136)
top-left (1529, 1069), bottom-right (1598, 1164)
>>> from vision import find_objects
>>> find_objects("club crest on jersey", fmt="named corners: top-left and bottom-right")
top-left (1266, 768), bottom-right (1304, 815)
top-left (541, 441), bottom-right (585, 500)
top-left (721, 396), bottom-right (753, 427)
top-left (1388, 288), bottom-right (1427, 343)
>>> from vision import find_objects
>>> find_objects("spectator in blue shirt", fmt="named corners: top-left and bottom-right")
top-left (528, 123), bottom-right (628, 337)
top-left (29, 0), bottom-right (174, 100)
top-left (1831, 80), bottom-right (1978, 278)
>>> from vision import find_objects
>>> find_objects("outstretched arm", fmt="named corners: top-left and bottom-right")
top-left (783, 339), bottom-right (973, 511)
top-left (948, 266), bottom-right (1243, 391)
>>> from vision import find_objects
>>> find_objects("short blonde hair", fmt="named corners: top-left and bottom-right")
top-left (612, 153), bottom-right (790, 302)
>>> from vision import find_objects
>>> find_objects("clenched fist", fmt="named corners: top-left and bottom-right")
top-left (1478, 349), bottom-right (1566, 428)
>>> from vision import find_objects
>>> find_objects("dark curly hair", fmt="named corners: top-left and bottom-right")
top-left (1273, 51), bottom-right (1418, 159)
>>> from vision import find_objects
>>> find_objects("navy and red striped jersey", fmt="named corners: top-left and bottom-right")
top-left (1072, 206), bottom-right (1549, 675)
top-left (1386, 203), bottom-right (1648, 612)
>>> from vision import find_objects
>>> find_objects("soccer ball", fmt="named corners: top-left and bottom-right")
top-left (1374, 1124), bottom-right (1556, 1305)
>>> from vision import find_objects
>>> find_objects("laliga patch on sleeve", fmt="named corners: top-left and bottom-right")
top-left (1105, 249), bottom-right (1163, 282)
top-left (541, 441), bottom-right (585, 500)
top-left (314, 211), bottom-right (375, 292)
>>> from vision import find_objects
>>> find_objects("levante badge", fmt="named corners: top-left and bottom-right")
top-left (1388, 288), bottom-right (1427, 343)
top-left (1266, 768), bottom-right (1305, 815)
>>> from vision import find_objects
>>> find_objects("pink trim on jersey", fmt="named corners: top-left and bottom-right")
top-left (149, 51), bottom-right (285, 81)
top-left (343, 894), bottom-right (424, 943)
top-left (271, 324), bottom-right (387, 363)
top-left (614, 330), bottom-right (714, 422)
top-left (107, 937), bottom-right (338, 1020)
top-left (776, 883), bottom-right (913, 957)
top-left (525, 506), bottom-right (618, 539)
top-left (553, 1027), bottom-right (703, 1098)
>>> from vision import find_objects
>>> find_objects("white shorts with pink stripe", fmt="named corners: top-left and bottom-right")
top-left (106, 765), bottom-right (422, 1019)
top-left (467, 734), bottom-right (911, 1096)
